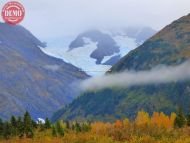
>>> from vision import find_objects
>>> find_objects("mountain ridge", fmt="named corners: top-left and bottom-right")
top-left (0, 23), bottom-right (89, 120)
top-left (52, 13), bottom-right (190, 122)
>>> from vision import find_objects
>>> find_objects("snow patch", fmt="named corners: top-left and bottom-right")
top-left (113, 35), bottom-right (137, 57)
top-left (101, 53), bottom-right (120, 64)
top-left (37, 118), bottom-right (45, 124)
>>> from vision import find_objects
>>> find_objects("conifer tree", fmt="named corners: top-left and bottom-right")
top-left (44, 118), bottom-right (51, 129)
top-left (23, 111), bottom-right (33, 138)
top-left (75, 122), bottom-right (81, 133)
top-left (65, 120), bottom-right (70, 129)
top-left (10, 116), bottom-right (17, 127)
top-left (32, 120), bottom-right (38, 129)
top-left (17, 116), bottom-right (24, 138)
top-left (186, 114), bottom-right (190, 126)
top-left (81, 122), bottom-right (91, 132)
top-left (0, 118), bottom-right (3, 137)
top-left (174, 107), bottom-right (186, 128)
top-left (3, 122), bottom-right (11, 139)
top-left (10, 116), bottom-right (17, 136)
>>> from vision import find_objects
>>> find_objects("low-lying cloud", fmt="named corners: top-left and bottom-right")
top-left (81, 60), bottom-right (190, 91)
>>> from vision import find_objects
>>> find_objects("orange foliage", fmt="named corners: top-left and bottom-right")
top-left (91, 122), bottom-right (112, 136)
top-left (150, 112), bottom-right (176, 129)
top-left (114, 120), bottom-right (123, 128)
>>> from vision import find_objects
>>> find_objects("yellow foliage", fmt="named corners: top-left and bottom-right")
top-left (123, 118), bottom-right (130, 128)
top-left (91, 122), bottom-right (112, 136)
top-left (135, 111), bottom-right (150, 126)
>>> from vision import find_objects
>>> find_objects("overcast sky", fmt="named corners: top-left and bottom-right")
top-left (0, 0), bottom-right (190, 40)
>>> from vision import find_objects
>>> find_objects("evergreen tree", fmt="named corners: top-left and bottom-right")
top-left (44, 118), bottom-right (51, 129)
top-left (10, 116), bottom-right (17, 136)
top-left (23, 111), bottom-right (33, 138)
top-left (3, 122), bottom-right (11, 139)
top-left (71, 123), bottom-right (75, 131)
top-left (65, 120), bottom-right (70, 129)
top-left (55, 121), bottom-right (64, 136)
top-left (75, 122), bottom-right (81, 133)
top-left (39, 121), bottom-right (45, 132)
top-left (81, 122), bottom-right (91, 132)
top-left (0, 118), bottom-right (3, 137)
top-left (10, 116), bottom-right (17, 127)
top-left (52, 125), bottom-right (57, 137)
top-left (32, 120), bottom-right (38, 129)
top-left (17, 116), bottom-right (24, 138)
top-left (186, 114), bottom-right (190, 126)
top-left (174, 107), bottom-right (186, 128)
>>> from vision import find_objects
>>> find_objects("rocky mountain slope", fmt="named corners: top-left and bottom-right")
top-left (0, 23), bottom-right (88, 120)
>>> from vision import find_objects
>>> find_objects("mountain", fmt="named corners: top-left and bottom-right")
top-left (69, 30), bottom-right (120, 64)
top-left (123, 26), bottom-right (157, 44)
top-left (42, 27), bottom-right (156, 76)
top-left (52, 14), bottom-right (190, 122)
top-left (0, 23), bottom-right (88, 120)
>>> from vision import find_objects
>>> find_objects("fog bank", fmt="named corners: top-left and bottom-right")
top-left (81, 61), bottom-right (190, 91)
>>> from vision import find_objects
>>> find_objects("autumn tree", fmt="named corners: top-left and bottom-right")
top-left (150, 112), bottom-right (172, 129)
top-left (135, 111), bottom-right (150, 126)
top-left (169, 113), bottom-right (176, 128)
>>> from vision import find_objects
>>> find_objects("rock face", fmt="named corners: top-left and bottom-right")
top-left (69, 30), bottom-right (120, 64)
top-left (0, 23), bottom-right (88, 120)
top-left (52, 14), bottom-right (190, 122)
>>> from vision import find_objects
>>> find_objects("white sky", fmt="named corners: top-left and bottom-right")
top-left (0, 0), bottom-right (190, 40)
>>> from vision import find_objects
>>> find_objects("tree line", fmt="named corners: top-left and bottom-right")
top-left (0, 111), bottom-right (91, 140)
top-left (0, 107), bottom-right (189, 141)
